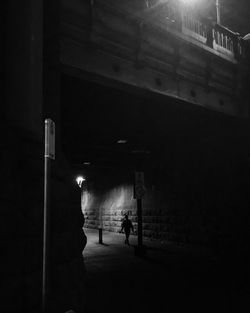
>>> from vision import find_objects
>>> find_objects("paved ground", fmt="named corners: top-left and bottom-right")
top-left (83, 228), bottom-right (249, 313)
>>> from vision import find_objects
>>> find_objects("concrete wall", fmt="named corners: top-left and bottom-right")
top-left (83, 184), bottom-right (136, 232)
top-left (61, 0), bottom-right (249, 118)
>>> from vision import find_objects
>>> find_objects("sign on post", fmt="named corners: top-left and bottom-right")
top-left (45, 119), bottom-right (55, 159)
top-left (134, 171), bottom-right (146, 199)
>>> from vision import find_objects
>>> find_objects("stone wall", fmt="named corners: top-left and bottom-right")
top-left (82, 178), bottom-right (196, 245)
top-left (82, 184), bottom-right (136, 232)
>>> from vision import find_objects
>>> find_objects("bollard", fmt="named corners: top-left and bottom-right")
top-left (99, 228), bottom-right (103, 244)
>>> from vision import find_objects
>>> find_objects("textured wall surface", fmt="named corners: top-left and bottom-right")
top-left (82, 184), bottom-right (136, 232)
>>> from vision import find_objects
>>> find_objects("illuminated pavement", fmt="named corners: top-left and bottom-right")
top-left (83, 228), bottom-right (249, 313)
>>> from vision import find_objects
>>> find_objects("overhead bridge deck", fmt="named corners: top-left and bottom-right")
top-left (61, 0), bottom-right (249, 117)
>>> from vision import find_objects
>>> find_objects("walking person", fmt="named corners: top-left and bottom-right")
top-left (120, 214), bottom-right (134, 245)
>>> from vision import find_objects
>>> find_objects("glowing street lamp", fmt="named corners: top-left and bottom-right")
top-left (76, 176), bottom-right (85, 188)
top-left (179, 0), bottom-right (197, 4)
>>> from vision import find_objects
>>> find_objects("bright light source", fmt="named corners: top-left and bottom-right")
top-left (179, 0), bottom-right (198, 4)
top-left (117, 139), bottom-right (127, 144)
top-left (83, 162), bottom-right (91, 165)
top-left (76, 176), bottom-right (85, 188)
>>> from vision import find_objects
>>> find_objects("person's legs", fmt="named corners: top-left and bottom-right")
top-left (125, 232), bottom-right (130, 245)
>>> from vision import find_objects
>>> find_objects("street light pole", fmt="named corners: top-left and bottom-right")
top-left (43, 119), bottom-right (55, 313)
top-left (216, 0), bottom-right (221, 24)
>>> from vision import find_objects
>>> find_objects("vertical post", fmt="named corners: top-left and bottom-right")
top-left (99, 228), bottom-right (103, 244)
top-left (233, 35), bottom-right (240, 61)
top-left (137, 198), bottom-right (143, 248)
top-left (42, 154), bottom-right (51, 313)
top-left (98, 205), bottom-right (103, 244)
top-left (134, 170), bottom-right (146, 257)
top-left (216, 0), bottom-right (221, 25)
top-left (42, 119), bottom-right (55, 313)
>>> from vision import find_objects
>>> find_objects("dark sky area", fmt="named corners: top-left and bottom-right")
top-left (196, 0), bottom-right (250, 35)
top-left (221, 0), bottom-right (250, 35)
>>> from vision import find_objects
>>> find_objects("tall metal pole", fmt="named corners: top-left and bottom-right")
top-left (42, 119), bottom-right (55, 313)
top-left (216, 0), bottom-right (221, 24)
top-left (137, 198), bottom-right (143, 247)
top-left (42, 153), bottom-right (51, 313)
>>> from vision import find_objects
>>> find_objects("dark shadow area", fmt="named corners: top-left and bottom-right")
top-left (61, 73), bottom-right (250, 313)
top-left (84, 230), bottom-right (250, 313)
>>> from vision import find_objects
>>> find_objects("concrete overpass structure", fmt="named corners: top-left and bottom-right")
top-left (61, 0), bottom-right (248, 117)
top-left (2, 0), bottom-right (250, 312)
top-left (60, 0), bottom-right (249, 239)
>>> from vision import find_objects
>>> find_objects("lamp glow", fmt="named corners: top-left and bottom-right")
top-left (179, 0), bottom-right (197, 4)
top-left (117, 139), bottom-right (127, 144)
top-left (76, 176), bottom-right (85, 188)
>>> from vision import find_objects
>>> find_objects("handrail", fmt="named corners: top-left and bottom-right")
top-left (144, 0), bottom-right (243, 61)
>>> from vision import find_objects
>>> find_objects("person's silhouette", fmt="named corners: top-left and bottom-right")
top-left (120, 214), bottom-right (134, 245)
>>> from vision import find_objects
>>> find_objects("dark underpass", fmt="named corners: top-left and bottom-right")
top-left (3, 1), bottom-right (250, 312)
top-left (60, 73), bottom-right (249, 313)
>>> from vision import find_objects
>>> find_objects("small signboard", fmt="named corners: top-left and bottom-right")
top-left (44, 119), bottom-right (55, 160)
top-left (134, 171), bottom-right (146, 199)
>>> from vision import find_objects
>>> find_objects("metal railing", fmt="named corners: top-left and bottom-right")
top-left (144, 0), bottom-right (243, 61)
top-left (183, 13), bottom-right (207, 38)
top-left (213, 30), bottom-right (234, 51)
top-left (182, 11), bottom-right (207, 44)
